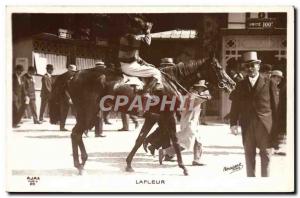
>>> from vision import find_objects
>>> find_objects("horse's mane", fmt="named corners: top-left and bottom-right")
top-left (160, 59), bottom-right (206, 82)
top-left (71, 59), bottom-right (206, 84)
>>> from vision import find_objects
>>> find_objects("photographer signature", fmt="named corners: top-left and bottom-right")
top-left (223, 162), bottom-right (243, 174)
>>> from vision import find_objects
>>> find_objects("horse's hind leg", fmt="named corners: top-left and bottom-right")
top-left (71, 123), bottom-right (86, 175)
top-left (125, 116), bottom-right (156, 172)
top-left (71, 125), bottom-right (80, 169)
top-left (163, 113), bottom-right (188, 176)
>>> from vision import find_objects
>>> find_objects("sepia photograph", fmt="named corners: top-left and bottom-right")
top-left (5, 6), bottom-right (294, 193)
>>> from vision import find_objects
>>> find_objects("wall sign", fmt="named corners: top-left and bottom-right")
top-left (246, 18), bottom-right (276, 29)
top-left (15, 57), bottom-right (29, 72)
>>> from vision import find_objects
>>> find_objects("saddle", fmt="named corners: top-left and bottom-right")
top-left (122, 74), bottom-right (144, 90)
top-left (121, 73), bottom-right (160, 94)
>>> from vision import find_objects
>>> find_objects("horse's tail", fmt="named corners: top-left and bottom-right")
top-left (48, 75), bottom-right (65, 124)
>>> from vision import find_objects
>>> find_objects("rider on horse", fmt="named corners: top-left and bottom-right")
top-left (118, 16), bottom-right (163, 91)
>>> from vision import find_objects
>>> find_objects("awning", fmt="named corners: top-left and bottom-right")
top-left (151, 30), bottom-right (197, 39)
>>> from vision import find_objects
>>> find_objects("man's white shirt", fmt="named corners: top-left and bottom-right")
top-left (248, 74), bottom-right (259, 87)
top-left (45, 72), bottom-right (52, 78)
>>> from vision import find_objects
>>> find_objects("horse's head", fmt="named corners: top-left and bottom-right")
top-left (200, 56), bottom-right (236, 93)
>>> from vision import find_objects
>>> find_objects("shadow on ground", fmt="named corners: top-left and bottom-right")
top-left (25, 135), bottom-right (70, 139)
top-left (14, 129), bottom-right (64, 133)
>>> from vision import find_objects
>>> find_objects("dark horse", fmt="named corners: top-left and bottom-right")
top-left (49, 57), bottom-right (235, 176)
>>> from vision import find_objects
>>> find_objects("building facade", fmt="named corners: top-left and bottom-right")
top-left (12, 12), bottom-right (287, 120)
top-left (220, 12), bottom-right (287, 118)
top-left (146, 12), bottom-right (287, 119)
top-left (13, 32), bottom-right (107, 118)
top-left (13, 32), bottom-right (107, 89)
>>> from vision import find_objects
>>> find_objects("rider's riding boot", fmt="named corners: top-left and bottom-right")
top-left (143, 78), bottom-right (163, 93)
top-left (192, 140), bottom-right (203, 166)
top-left (155, 83), bottom-right (163, 91)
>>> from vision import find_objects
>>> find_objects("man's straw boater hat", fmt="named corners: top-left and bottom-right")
top-left (68, 64), bottom-right (77, 71)
top-left (193, 80), bottom-right (207, 88)
top-left (95, 60), bottom-right (105, 66)
top-left (160, 58), bottom-right (175, 66)
top-left (242, 51), bottom-right (262, 64)
top-left (271, 70), bottom-right (284, 78)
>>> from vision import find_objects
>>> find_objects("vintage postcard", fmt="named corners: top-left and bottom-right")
top-left (6, 6), bottom-right (294, 192)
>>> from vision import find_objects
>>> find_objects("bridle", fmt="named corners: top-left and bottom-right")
top-left (210, 58), bottom-right (232, 91)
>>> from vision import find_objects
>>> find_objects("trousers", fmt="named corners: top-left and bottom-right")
top-left (243, 115), bottom-right (272, 177)
top-left (39, 96), bottom-right (49, 121)
top-left (120, 61), bottom-right (162, 84)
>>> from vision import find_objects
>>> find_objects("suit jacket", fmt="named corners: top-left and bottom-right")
top-left (275, 82), bottom-right (286, 135)
top-left (22, 73), bottom-right (36, 100)
top-left (40, 73), bottom-right (53, 98)
top-left (13, 73), bottom-right (25, 107)
top-left (278, 83), bottom-right (286, 133)
top-left (230, 75), bottom-right (277, 136)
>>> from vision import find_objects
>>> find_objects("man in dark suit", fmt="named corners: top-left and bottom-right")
top-left (142, 58), bottom-right (177, 156)
top-left (94, 61), bottom-right (107, 137)
top-left (94, 111), bottom-right (106, 137)
top-left (21, 66), bottom-right (41, 124)
top-left (269, 70), bottom-right (286, 151)
top-left (59, 64), bottom-right (77, 131)
top-left (39, 64), bottom-right (54, 122)
top-left (230, 51), bottom-right (277, 177)
top-left (143, 118), bottom-right (171, 157)
top-left (12, 65), bottom-right (25, 127)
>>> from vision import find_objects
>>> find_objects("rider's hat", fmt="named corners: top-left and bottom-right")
top-left (130, 16), bottom-right (148, 31)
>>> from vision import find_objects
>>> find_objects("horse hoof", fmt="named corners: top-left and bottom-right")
top-left (125, 166), bottom-right (135, 172)
top-left (81, 159), bottom-right (87, 167)
top-left (78, 168), bottom-right (83, 175)
top-left (76, 164), bottom-right (84, 175)
top-left (183, 169), bottom-right (189, 176)
top-left (143, 142), bottom-right (148, 153)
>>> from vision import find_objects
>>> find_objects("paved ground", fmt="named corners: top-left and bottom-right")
top-left (9, 118), bottom-right (287, 176)
top-left (7, 118), bottom-right (291, 192)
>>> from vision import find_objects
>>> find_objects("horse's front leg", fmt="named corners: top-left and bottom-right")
top-left (125, 116), bottom-right (156, 172)
top-left (78, 133), bottom-right (88, 167)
